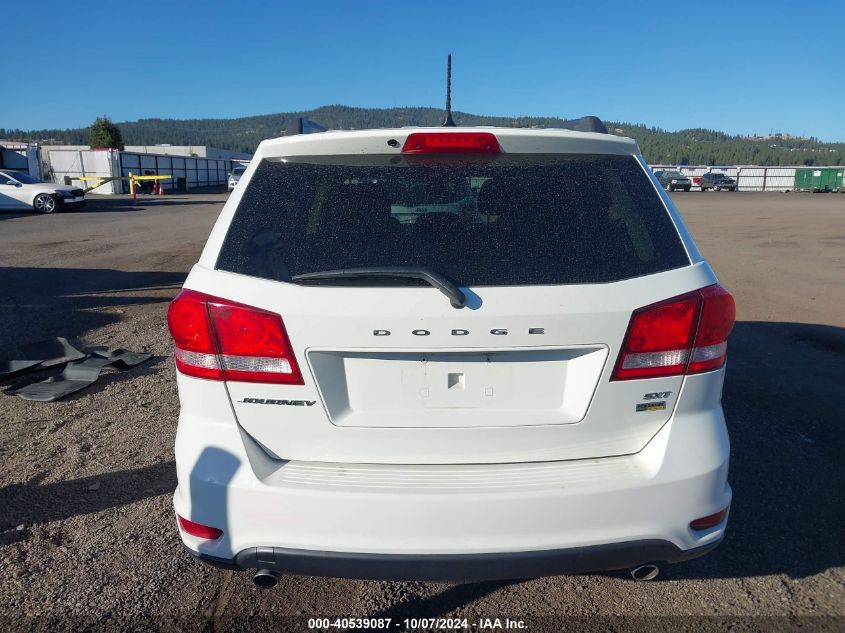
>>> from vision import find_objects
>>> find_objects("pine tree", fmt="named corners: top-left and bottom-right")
top-left (88, 116), bottom-right (123, 149)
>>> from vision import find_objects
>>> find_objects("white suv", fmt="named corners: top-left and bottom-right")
top-left (168, 126), bottom-right (735, 587)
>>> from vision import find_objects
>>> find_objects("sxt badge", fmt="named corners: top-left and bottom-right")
top-left (643, 391), bottom-right (672, 400)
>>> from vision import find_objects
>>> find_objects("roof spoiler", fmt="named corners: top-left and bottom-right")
top-left (558, 116), bottom-right (608, 134)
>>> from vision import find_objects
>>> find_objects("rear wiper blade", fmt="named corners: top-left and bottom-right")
top-left (292, 267), bottom-right (466, 309)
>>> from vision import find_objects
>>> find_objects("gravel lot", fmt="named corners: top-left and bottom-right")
top-left (1, 190), bottom-right (844, 631)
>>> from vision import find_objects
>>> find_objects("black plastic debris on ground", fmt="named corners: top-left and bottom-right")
top-left (0, 337), bottom-right (86, 379)
top-left (1, 338), bottom-right (151, 402)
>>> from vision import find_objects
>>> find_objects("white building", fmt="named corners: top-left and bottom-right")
top-left (123, 145), bottom-right (252, 161)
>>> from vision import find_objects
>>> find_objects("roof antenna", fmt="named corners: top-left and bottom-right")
top-left (442, 54), bottom-right (456, 127)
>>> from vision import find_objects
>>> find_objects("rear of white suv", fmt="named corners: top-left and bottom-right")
top-left (169, 127), bottom-right (734, 584)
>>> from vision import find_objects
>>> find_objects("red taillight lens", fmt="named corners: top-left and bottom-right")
top-left (401, 132), bottom-right (500, 154)
top-left (167, 290), bottom-right (223, 380)
top-left (167, 290), bottom-right (303, 384)
top-left (687, 285), bottom-right (736, 374)
top-left (177, 515), bottom-right (223, 540)
top-left (612, 284), bottom-right (735, 380)
top-left (613, 291), bottom-right (701, 380)
top-left (689, 507), bottom-right (729, 531)
top-left (208, 300), bottom-right (302, 383)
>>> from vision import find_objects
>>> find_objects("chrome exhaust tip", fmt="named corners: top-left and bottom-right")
top-left (253, 568), bottom-right (281, 588)
top-left (629, 563), bottom-right (660, 581)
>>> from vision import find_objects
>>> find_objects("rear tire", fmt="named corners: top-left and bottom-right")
top-left (33, 193), bottom-right (58, 214)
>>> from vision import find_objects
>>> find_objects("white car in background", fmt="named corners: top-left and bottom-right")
top-left (169, 125), bottom-right (735, 588)
top-left (227, 166), bottom-right (246, 191)
top-left (0, 169), bottom-right (86, 213)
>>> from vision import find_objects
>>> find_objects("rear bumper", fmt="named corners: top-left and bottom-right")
top-left (173, 371), bottom-right (731, 580)
top-left (185, 538), bottom-right (722, 581)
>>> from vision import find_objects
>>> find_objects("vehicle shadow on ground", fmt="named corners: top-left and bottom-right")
top-left (0, 267), bottom-right (186, 353)
top-left (357, 580), bottom-right (522, 631)
top-left (72, 197), bottom-right (226, 213)
top-left (0, 461), bottom-right (176, 546)
top-left (0, 196), bottom-right (223, 217)
top-left (664, 320), bottom-right (845, 582)
top-left (0, 211), bottom-right (40, 221)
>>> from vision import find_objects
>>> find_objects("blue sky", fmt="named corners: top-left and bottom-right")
top-left (3, 0), bottom-right (843, 140)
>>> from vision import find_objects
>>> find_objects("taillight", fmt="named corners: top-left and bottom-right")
top-left (687, 285), bottom-right (736, 374)
top-left (401, 132), bottom-right (500, 154)
top-left (177, 515), bottom-right (223, 540)
top-left (612, 284), bottom-right (735, 381)
top-left (167, 289), bottom-right (303, 384)
top-left (167, 290), bottom-right (222, 380)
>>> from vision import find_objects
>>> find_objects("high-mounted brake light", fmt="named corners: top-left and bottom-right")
top-left (612, 284), bottom-right (735, 380)
top-left (167, 289), bottom-right (303, 384)
top-left (401, 132), bottom-right (500, 154)
top-left (177, 515), bottom-right (223, 540)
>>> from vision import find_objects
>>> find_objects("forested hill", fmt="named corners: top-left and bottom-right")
top-left (3, 105), bottom-right (844, 166)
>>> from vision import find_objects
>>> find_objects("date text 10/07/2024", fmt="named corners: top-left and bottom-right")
top-left (308, 617), bottom-right (528, 630)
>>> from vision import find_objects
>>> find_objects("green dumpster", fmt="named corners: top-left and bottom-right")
top-left (794, 167), bottom-right (844, 192)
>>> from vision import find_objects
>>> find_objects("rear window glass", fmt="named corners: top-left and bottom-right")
top-left (216, 154), bottom-right (689, 286)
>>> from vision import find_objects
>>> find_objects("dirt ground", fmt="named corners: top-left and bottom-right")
top-left (1, 190), bottom-right (843, 632)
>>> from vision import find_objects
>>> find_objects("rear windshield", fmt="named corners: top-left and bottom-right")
top-left (216, 154), bottom-right (689, 286)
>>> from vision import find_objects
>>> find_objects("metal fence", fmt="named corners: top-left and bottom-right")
top-left (46, 149), bottom-right (235, 193)
top-left (119, 153), bottom-right (233, 193)
top-left (650, 165), bottom-right (845, 191)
